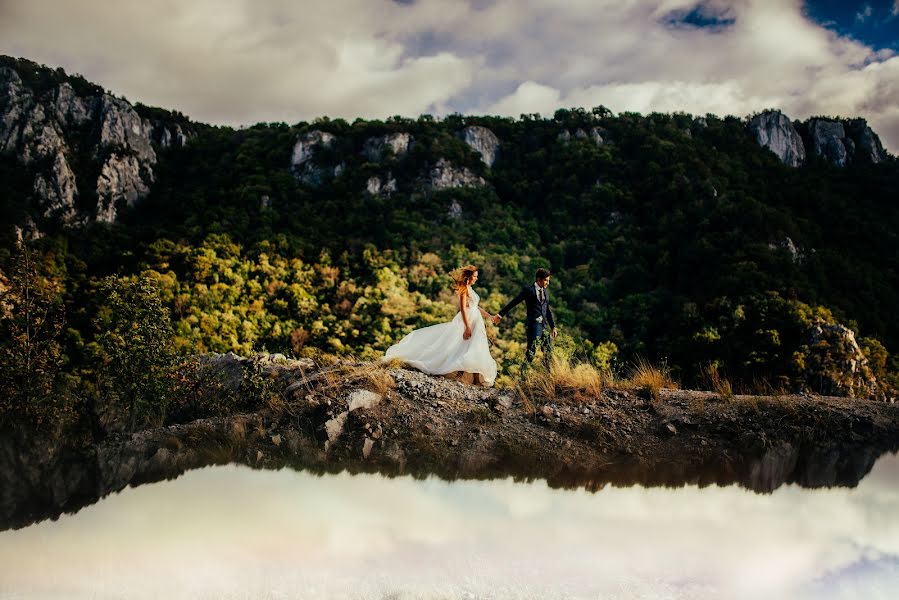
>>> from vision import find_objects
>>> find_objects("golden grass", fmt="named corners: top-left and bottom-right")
top-left (626, 357), bottom-right (677, 389)
top-left (512, 355), bottom-right (610, 404)
top-left (702, 363), bottom-right (734, 400)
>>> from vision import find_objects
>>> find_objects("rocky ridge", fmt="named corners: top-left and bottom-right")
top-left (749, 109), bottom-right (888, 167)
top-left (0, 65), bottom-right (189, 227)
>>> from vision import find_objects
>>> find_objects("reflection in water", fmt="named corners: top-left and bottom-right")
top-left (1, 454), bottom-right (897, 599)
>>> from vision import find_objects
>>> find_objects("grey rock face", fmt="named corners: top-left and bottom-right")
top-left (810, 119), bottom-right (849, 167)
top-left (152, 123), bottom-right (189, 148)
top-left (33, 152), bottom-right (78, 223)
top-left (291, 130), bottom-right (338, 186)
top-left (366, 173), bottom-right (397, 195)
top-left (95, 154), bottom-right (153, 223)
top-left (748, 110), bottom-right (806, 167)
top-left (98, 95), bottom-right (156, 162)
top-left (1, 66), bottom-right (184, 226)
top-left (809, 118), bottom-right (888, 166)
top-left (428, 158), bottom-right (486, 190)
top-left (362, 132), bottom-right (411, 162)
top-left (846, 118), bottom-right (887, 164)
top-left (460, 125), bottom-right (499, 167)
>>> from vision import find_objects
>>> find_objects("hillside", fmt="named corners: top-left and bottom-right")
top-left (2, 55), bottom-right (899, 417)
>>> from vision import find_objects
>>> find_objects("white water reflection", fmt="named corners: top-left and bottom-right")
top-left (1, 453), bottom-right (897, 599)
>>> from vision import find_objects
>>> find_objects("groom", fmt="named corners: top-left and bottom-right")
top-left (493, 268), bottom-right (557, 365)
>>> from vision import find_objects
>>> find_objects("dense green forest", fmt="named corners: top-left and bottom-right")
top-left (2, 58), bottom-right (898, 437)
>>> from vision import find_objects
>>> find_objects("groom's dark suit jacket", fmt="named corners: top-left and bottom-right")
top-left (499, 284), bottom-right (555, 335)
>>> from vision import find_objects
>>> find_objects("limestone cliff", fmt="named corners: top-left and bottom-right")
top-left (748, 110), bottom-right (806, 167)
top-left (0, 60), bottom-right (191, 229)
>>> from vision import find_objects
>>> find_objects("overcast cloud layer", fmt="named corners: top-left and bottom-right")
top-left (1, 0), bottom-right (898, 151)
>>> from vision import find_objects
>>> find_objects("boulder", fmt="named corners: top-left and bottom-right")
top-left (802, 319), bottom-right (878, 397)
top-left (347, 389), bottom-right (382, 412)
top-left (748, 110), bottom-right (806, 167)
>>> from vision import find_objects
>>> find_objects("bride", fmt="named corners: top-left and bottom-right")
top-left (383, 265), bottom-right (498, 386)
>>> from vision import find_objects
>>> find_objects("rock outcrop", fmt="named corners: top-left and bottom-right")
top-left (428, 158), bottom-right (486, 190)
top-left (291, 130), bottom-right (343, 186)
top-left (362, 132), bottom-right (411, 162)
top-left (460, 125), bottom-right (499, 167)
top-left (0, 64), bottom-right (190, 228)
top-left (558, 127), bottom-right (605, 146)
top-left (810, 118), bottom-right (888, 166)
top-left (802, 319), bottom-right (878, 398)
top-left (748, 110), bottom-right (806, 167)
top-left (366, 173), bottom-right (397, 195)
top-left (748, 110), bottom-right (889, 168)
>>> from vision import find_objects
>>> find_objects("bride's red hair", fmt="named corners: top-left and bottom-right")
top-left (449, 265), bottom-right (478, 296)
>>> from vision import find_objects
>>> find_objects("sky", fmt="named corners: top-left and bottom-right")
top-left (0, 454), bottom-right (897, 598)
top-left (1, 0), bottom-right (898, 151)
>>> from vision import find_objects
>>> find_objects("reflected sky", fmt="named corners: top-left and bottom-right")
top-left (1, 454), bottom-right (897, 599)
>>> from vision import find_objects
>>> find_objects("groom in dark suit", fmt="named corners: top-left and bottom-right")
top-left (494, 268), bottom-right (557, 365)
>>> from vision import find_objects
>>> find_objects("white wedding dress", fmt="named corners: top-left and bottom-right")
top-left (383, 287), bottom-right (497, 386)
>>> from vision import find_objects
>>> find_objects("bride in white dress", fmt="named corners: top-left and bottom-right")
top-left (383, 265), bottom-right (498, 386)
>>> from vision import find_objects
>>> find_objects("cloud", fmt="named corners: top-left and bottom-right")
top-left (1, 454), bottom-right (898, 598)
top-left (856, 3), bottom-right (873, 23)
top-left (894, 1), bottom-right (899, 17)
top-left (0, 0), bottom-right (897, 151)
top-left (0, 0), bottom-right (475, 124)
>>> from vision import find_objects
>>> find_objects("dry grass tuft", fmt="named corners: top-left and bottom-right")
top-left (513, 355), bottom-right (610, 404)
top-left (702, 363), bottom-right (734, 400)
top-left (623, 357), bottom-right (678, 402)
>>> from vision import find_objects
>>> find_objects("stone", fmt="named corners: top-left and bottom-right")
top-left (366, 172), bottom-right (397, 195)
top-left (33, 152), bottom-right (78, 223)
top-left (362, 437), bottom-right (374, 459)
top-left (846, 118), bottom-right (888, 164)
top-left (95, 154), bottom-right (152, 223)
top-left (448, 199), bottom-right (463, 219)
top-left (803, 319), bottom-right (878, 397)
top-left (348, 389), bottom-right (382, 412)
top-left (271, 434), bottom-right (282, 446)
top-left (666, 422), bottom-right (678, 435)
top-left (748, 110), bottom-right (806, 167)
top-left (291, 130), bottom-right (337, 186)
top-left (98, 95), bottom-right (156, 162)
top-left (324, 411), bottom-right (348, 447)
top-left (0, 66), bottom-right (163, 226)
top-left (768, 236), bottom-right (802, 263)
top-left (541, 405), bottom-right (554, 418)
top-left (810, 119), bottom-right (848, 167)
top-left (428, 158), bottom-right (485, 190)
top-left (460, 125), bottom-right (499, 167)
top-left (362, 132), bottom-right (412, 162)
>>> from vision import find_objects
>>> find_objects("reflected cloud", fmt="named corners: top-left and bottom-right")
top-left (0, 453), bottom-right (897, 599)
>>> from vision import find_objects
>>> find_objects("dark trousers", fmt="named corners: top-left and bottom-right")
top-left (525, 323), bottom-right (552, 366)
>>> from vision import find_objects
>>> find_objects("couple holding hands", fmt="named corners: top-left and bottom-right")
top-left (384, 266), bottom-right (557, 386)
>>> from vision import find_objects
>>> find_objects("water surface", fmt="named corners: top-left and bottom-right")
top-left (1, 454), bottom-right (897, 599)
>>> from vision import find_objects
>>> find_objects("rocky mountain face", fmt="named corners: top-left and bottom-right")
top-left (749, 109), bottom-right (888, 167)
top-left (291, 126), bottom-right (494, 193)
top-left (0, 62), bottom-right (189, 230)
top-left (748, 111), bottom-right (806, 167)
